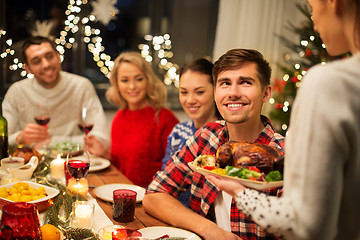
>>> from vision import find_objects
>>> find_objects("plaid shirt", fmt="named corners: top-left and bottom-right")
top-left (147, 116), bottom-right (285, 239)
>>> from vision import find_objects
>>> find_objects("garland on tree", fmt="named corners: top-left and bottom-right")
top-left (269, 3), bottom-right (350, 135)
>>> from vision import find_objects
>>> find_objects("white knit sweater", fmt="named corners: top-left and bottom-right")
top-left (3, 71), bottom-right (110, 147)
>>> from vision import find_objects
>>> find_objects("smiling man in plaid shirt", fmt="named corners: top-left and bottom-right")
top-left (143, 49), bottom-right (285, 240)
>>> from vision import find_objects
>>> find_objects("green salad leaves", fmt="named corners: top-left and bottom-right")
top-left (225, 166), bottom-right (282, 182)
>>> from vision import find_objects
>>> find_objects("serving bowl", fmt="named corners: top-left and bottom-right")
top-left (1, 157), bottom-right (25, 170)
top-left (0, 181), bottom-right (60, 212)
top-left (7, 156), bottom-right (39, 181)
top-left (50, 141), bottom-right (83, 158)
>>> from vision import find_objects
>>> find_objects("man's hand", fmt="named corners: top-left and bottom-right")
top-left (16, 123), bottom-right (50, 144)
top-left (201, 222), bottom-right (242, 240)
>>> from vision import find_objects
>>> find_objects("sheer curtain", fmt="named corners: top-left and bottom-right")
top-left (213, 0), bottom-right (305, 79)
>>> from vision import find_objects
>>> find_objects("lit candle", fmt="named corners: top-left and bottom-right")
top-left (67, 178), bottom-right (89, 196)
top-left (72, 201), bottom-right (94, 228)
top-left (98, 225), bottom-right (126, 240)
top-left (50, 154), bottom-right (65, 179)
top-left (0, 175), bottom-right (20, 185)
top-left (75, 204), bottom-right (92, 228)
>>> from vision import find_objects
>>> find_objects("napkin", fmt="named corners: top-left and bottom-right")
top-left (89, 198), bottom-right (113, 232)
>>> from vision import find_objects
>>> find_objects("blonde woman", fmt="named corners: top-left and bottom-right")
top-left (85, 51), bottom-right (178, 187)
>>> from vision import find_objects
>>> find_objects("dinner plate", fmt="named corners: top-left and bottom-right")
top-left (89, 157), bottom-right (111, 172)
top-left (93, 184), bottom-right (145, 203)
top-left (188, 161), bottom-right (283, 190)
top-left (138, 226), bottom-right (201, 240)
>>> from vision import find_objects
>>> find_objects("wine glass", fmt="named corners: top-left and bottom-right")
top-left (34, 104), bottom-right (50, 127)
top-left (0, 202), bottom-right (42, 239)
top-left (34, 104), bottom-right (51, 158)
top-left (78, 107), bottom-right (94, 135)
top-left (66, 145), bottom-right (90, 196)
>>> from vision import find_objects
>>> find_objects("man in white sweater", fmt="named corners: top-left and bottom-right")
top-left (2, 36), bottom-right (109, 147)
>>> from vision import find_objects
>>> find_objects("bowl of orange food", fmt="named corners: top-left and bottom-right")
top-left (0, 181), bottom-right (60, 212)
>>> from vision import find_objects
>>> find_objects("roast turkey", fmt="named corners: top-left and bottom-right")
top-left (13, 147), bottom-right (42, 164)
top-left (215, 141), bottom-right (284, 174)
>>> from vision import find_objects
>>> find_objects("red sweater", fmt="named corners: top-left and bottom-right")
top-left (111, 106), bottom-right (179, 188)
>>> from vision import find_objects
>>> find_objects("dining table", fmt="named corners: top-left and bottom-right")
top-left (86, 164), bottom-right (169, 230)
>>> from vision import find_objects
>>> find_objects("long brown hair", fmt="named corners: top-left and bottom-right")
top-left (106, 51), bottom-right (167, 111)
top-left (180, 58), bottom-right (222, 120)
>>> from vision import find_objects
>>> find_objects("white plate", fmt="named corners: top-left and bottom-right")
top-left (188, 161), bottom-right (283, 190)
top-left (138, 226), bottom-right (201, 240)
top-left (69, 155), bottom-right (111, 172)
top-left (93, 183), bottom-right (145, 203)
top-left (89, 156), bottom-right (111, 172)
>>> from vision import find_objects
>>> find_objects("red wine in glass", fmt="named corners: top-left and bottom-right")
top-left (34, 115), bottom-right (50, 127)
top-left (78, 123), bottom-right (94, 135)
top-left (67, 159), bottom-right (90, 179)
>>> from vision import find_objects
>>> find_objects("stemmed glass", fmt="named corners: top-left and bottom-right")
top-left (78, 107), bottom-right (94, 135)
top-left (34, 104), bottom-right (50, 127)
top-left (65, 145), bottom-right (90, 197)
top-left (34, 104), bottom-right (51, 159)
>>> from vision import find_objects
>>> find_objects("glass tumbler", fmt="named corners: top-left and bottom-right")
top-left (0, 202), bottom-right (42, 240)
top-left (113, 189), bottom-right (137, 223)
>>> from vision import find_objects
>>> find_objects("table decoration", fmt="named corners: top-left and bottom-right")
top-left (68, 177), bottom-right (89, 197)
top-left (113, 189), bottom-right (136, 223)
top-left (98, 225), bottom-right (125, 240)
top-left (0, 202), bottom-right (42, 239)
top-left (0, 174), bottom-right (20, 185)
top-left (31, 153), bottom-right (99, 239)
top-left (50, 154), bottom-right (65, 179)
top-left (70, 201), bottom-right (95, 229)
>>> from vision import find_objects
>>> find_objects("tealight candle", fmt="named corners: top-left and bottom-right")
top-left (67, 178), bottom-right (89, 196)
top-left (50, 154), bottom-right (65, 179)
top-left (71, 201), bottom-right (94, 229)
top-left (0, 175), bottom-right (20, 185)
top-left (98, 225), bottom-right (126, 240)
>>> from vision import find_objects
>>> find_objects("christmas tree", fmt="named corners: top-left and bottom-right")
top-left (269, 3), bottom-right (349, 135)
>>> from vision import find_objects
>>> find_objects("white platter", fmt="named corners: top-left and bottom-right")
top-left (188, 161), bottom-right (283, 190)
top-left (138, 226), bottom-right (201, 240)
top-left (93, 183), bottom-right (145, 203)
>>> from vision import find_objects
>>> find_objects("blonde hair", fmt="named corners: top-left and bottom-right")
top-left (106, 51), bottom-right (167, 111)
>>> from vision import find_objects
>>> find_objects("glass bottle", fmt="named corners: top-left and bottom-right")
top-left (0, 100), bottom-right (8, 160)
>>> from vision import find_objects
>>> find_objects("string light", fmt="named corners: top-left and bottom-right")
top-left (2, 1), bottom-right (177, 85)
top-left (0, 30), bottom-right (24, 76)
top-left (139, 33), bottom-right (179, 87)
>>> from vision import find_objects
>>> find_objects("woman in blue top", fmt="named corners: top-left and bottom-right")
top-left (161, 58), bottom-right (222, 207)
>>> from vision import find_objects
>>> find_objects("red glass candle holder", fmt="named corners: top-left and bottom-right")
top-left (113, 189), bottom-right (137, 223)
top-left (0, 202), bottom-right (42, 240)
